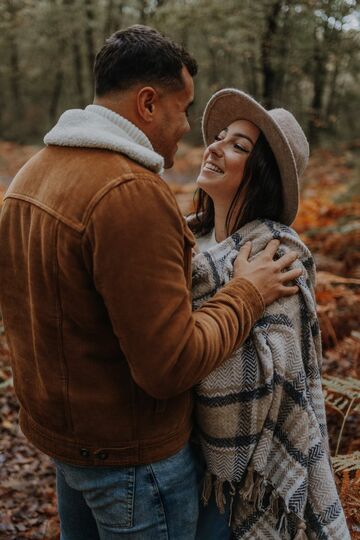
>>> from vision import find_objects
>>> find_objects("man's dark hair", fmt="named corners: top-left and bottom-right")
top-left (94, 25), bottom-right (198, 96)
top-left (192, 133), bottom-right (283, 237)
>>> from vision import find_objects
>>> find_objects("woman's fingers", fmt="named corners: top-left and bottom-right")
top-left (237, 241), bottom-right (252, 261)
top-left (275, 250), bottom-right (298, 270)
top-left (280, 267), bottom-right (303, 283)
top-left (233, 239), bottom-right (304, 305)
top-left (279, 285), bottom-right (300, 296)
top-left (262, 239), bottom-right (281, 258)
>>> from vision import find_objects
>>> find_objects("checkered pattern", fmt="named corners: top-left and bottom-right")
top-left (192, 220), bottom-right (349, 539)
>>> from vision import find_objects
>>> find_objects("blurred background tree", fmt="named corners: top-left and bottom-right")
top-left (0, 0), bottom-right (358, 145)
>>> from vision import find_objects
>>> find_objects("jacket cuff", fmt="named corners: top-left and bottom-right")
top-left (231, 277), bottom-right (265, 321)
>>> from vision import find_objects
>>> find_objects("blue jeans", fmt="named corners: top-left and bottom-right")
top-left (194, 446), bottom-right (232, 540)
top-left (196, 489), bottom-right (232, 540)
top-left (55, 443), bottom-right (199, 540)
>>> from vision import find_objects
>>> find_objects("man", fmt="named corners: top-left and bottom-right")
top-left (0, 26), bottom-right (301, 539)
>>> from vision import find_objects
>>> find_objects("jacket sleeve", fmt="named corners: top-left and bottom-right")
top-left (85, 175), bottom-right (264, 399)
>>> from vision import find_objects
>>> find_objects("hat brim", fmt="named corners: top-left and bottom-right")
top-left (202, 89), bottom-right (299, 226)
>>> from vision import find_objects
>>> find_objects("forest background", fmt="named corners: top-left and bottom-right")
top-left (0, 0), bottom-right (360, 538)
top-left (0, 0), bottom-right (359, 145)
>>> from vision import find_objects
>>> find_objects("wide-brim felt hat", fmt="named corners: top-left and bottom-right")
top-left (202, 89), bottom-right (309, 226)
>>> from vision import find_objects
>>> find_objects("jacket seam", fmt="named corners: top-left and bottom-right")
top-left (81, 172), bottom-right (168, 229)
top-left (5, 173), bottom-right (173, 236)
top-left (54, 221), bottom-right (74, 433)
top-left (4, 193), bottom-right (84, 234)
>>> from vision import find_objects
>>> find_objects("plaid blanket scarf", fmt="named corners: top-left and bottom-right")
top-left (191, 219), bottom-right (350, 539)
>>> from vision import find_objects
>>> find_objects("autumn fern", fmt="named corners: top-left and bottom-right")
top-left (332, 452), bottom-right (360, 483)
top-left (322, 376), bottom-right (360, 455)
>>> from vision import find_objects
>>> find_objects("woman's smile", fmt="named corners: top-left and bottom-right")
top-left (202, 161), bottom-right (224, 174)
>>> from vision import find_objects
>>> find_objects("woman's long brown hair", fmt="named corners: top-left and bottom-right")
top-left (191, 133), bottom-right (283, 237)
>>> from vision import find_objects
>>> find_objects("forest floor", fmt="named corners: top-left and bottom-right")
top-left (0, 140), bottom-right (359, 539)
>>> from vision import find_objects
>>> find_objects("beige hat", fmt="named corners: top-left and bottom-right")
top-left (202, 88), bottom-right (309, 226)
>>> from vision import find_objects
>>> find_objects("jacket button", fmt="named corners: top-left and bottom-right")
top-left (80, 448), bottom-right (90, 458)
top-left (96, 451), bottom-right (108, 460)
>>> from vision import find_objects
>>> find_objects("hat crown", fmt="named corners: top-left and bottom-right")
top-left (269, 108), bottom-right (309, 179)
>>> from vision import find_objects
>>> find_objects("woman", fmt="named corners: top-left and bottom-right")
top-left (189, 89), bottom-right (349, 540)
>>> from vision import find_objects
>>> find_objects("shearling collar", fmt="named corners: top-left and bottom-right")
top-left (44, 104), bottom-right (164, 173)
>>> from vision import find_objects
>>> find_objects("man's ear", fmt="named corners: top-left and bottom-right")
top-left (136, 87), bottom-right (159, 122)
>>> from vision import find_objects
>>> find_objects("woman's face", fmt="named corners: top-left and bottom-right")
top-left (197, 119), bottom-right (260, 207)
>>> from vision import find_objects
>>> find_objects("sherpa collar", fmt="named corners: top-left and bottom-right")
top-left (44, 104), bottom-right (164, 173)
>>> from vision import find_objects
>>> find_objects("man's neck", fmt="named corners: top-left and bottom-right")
top-left (93, 95), bottom-right (138, 127)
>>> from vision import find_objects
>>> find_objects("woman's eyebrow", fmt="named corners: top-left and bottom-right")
top-left (232, 132), bottom-right (255, 145)
top-left (221, 127), bottom-right (254, 146)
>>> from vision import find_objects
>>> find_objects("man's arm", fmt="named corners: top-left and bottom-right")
top-left (85, 176), bottom-right (291, 399)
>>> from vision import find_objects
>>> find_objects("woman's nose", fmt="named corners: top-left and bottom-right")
top-left (208, 140), bottom-right (223, 157)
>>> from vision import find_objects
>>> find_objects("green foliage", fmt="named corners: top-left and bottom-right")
top-left (0, 0), bottom-right (359, 144)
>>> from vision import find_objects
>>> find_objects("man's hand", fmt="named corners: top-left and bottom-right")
top-left (233, 239), bottom-right (302, 306)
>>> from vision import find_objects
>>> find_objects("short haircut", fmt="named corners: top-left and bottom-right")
top-left (94, 25), bottom-right (198, 96)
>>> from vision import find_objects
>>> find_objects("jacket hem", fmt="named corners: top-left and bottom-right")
top-left (19, 408), bottom-right (192, 467)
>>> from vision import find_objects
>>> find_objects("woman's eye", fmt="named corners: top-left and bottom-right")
top-left (234, 144), bottom-right (249, 153)
top-left (214, 135), bottom-right (222, 141)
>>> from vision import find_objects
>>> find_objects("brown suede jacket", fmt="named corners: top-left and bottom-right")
top-left (0, 146), bottom-right (264, 466)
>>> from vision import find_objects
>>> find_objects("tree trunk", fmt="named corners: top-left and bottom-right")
top-left (62, 0), bottom-right (87, 106)
top-left (103, 0), bottom-right (125, 38)
top-left (261, 0), bottom-right (283, 108)
top-left (6, 0), bottom-right (23, 122)
top-left (326, 57), bottom-right (340, 119)
top-left (309, 54), bottom-right (326, 143)
top-left (103, 0), bottom-right (114, 38)
top-left (72, 38), bottom-right (87, 107)
top-left (325, 19), bottom-right (345, 124)
top-left (276, 4), bottom-right (292, 103)
top-left (49, 69), bottom-right (64, 123)
top-left (243, 49), bottom-right (259, 98)
top-left (309, 1), bottom-right (350, 143)
top-left (138, 0), bottom-right (148, 24)
top-left (201, 28), bottom-right (220, 91)
top-left (84, 0), bottom-right (96, 95)
top-left (308, 24), bottom-right (328, 144)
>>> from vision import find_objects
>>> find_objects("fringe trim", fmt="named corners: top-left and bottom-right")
top-left (270, 489), bottom-right (280, 516)
top-left (201, 469), bottom-right (309, 538)
top-left (277, 511), bottom-right (288, 535)
top-left (240, 466), bottom-right (254, 501)
top-left (293, 518), bottom-right (308, 540)
top-left (201, 471), bottom-right (213, 506)
top-left (228, 482), bottom-right (236, 526)
top-left (201, 473), bottom-right (236, 521)
top-left (215, 478), bottom-right (226, 514)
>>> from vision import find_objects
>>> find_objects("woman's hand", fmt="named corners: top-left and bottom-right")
top-left (233, 239), bottom-right (302, 306)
